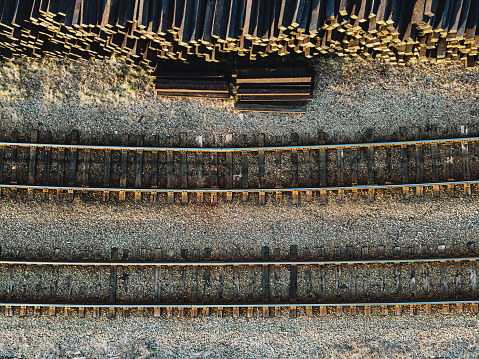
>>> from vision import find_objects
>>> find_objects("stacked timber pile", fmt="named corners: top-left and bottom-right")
top-left (0, 0), bottom-right (478, 68)
top-left (233, 67), bottom-right (313, 113)
top-left (152, 71), bottom-right (229, 99)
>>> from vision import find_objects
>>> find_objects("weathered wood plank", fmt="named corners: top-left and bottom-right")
top-left (119, 134), bottom-right (129, 201)
top-left (135, 135), bottom-right (144, 202)
top-left (289, 245), bottom-right (298, 318)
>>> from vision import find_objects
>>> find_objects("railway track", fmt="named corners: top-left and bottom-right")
top-left (1, 244), bottom-right (479, 318)
top-left (0, 127), bottom-right (478, 204)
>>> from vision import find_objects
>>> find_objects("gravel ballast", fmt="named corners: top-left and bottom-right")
top-left (0, 55), bottom-right (479, 358)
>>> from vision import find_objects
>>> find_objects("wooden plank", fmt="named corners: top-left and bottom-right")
top-left (178, 249), bottom-right (187, 317)
top-left (66, 130), bottom-right (79, 202)
top-left (394, 246), bottom-right (402, 300)
top-left (234, 103), bottom-right (307, 113)
top-left (347, 246), bottom-right (356, 300)
top-left (291, 132), bottom-right (299, 193)
top-left (225, 134), bottom-right (233, 201)
top-left (446, 134), bottom-right (454, 196)
top-left (318, 130), bottom-right (327, 204)
top-left (166, 136), bottom-right (174, 203)
top-left (27, 129), bottom-right (38, 200)
top-left (242, 135), bottom-right (248, 202)
top-left (232, 248), bottom-right (240, 318)
top-left (0, 130), bottom-right (4, 196)
top-left (180, 133), bottom-right (188, 204)
top-left (247, 248), bottom-right (255, 316)
top-left (210, 135), bottom-right (218, 204)
top-left (80, 136), bottom-right (91, 203)
top-left (196, 135), bottom-right (204, 203)
top-left (303, 134), bottom-right (311, 196)
top-left (155, 84), bottom-right (229, 92)
top-left (366, 128), bottom-right (375, 201)
top-left (237, 87), bottom-right (311, 95)
top-left (109, 247), bottom-right (118, 303)
top-left (119, 134), bottom-right (128, 201)
top-left (203, 248), bottom-right (212, 316)
top-left (362, 246), bottom-right (371, 300)
top-left (236, 77), bottom-right (312, 84)
top-left (471, 261), bottom-right (477, 299)
top-left (154, 248), bottom-right (162, 310)
top-left (262, 246), bottom-right (270, 302)
top-left (135, 135), bottom-right (144, 202)
top-left (258, 133), bottom-right (265, 204)
top-left (274, 248), bottom-right (281, 317)
top-left (102, 136), bottom-right (112, 202)
top-left (289, 245), bottom-right (298, 318)
top-left (151, 135), bottom-right (159, 202)
top-left (400, 127), bottom-right (409, 199)
top-left (167, 249), bottom-right (174, 317)
top-left (10, 130), bottom-right (18, 185)
top-left (415, 127), bottom-right (424, 196)
top-left (155, 91), bottom-right (229, 99)
top-left (217, 249), bottom-right (226, 317)
top-left (234, 67), bottom-right (309, 77)
top-left (337, 145), bottom-right (344, 201)
top-left (453, 244), bottom-right (462, 301)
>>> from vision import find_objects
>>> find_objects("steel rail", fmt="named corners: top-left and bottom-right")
top-left (1, 256), bottom-right (478, 266)
top-left (1, 299), bottom-right (478, 308)
top-left (0, 136), bottom-right (477, 152)
top-left (1, 180), bottom-right (478, 193)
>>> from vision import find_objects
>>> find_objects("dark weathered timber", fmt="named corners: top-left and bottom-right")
top-left (166, 137), bottom-right (174, 203)
top-left (180, 132), bottom-right (188, 189)
top-left (67, 131), bottom-right (79, 202)
top-left (151, 136), bottom-right (159, 202)
top-left (154, 248), bottom-right (161, 305)
top-left (0, 130), bottom-right (4, 192)
top-left (28, 130), bottom-right (38, 186)
top-left (291, 133), bottom-right (299, 188)
top-left (304, 247), bottom-right (312, 299)
top-left (50, 267), bottom-right (59, 299)
top-left (81, 137), bottom-right (91, 202)
top-left (225, 134), bottom-right (233, 199)
top-left (232, 249), bottom-right (240, 317)
top-left (109, 248), bottom-right (118, 303)
top-left (415, 128), bottom-right (424, 196)
top-left (27, 130), bottom-right (38, 200)
top-left (366, 128), bottom-right (375, 201)
top-left (135, 135), bottom-right (144, 202)
top-left (203, 248), bottom-right (212, 315)
top-left (102, 137), bottom-right (112, 202)
top-left (242, 135), bottom-right (248, 202)
top-left (274, 248), bottom-right (281, 304)
top-left (234, 102), bottom-right (307, 113)
top-left (119, 134), bottom-right (129, 201)
top-left (196, 136), bottom-right (204, 203)
top-left (385, 147), bottom-right (392, 184)
top-left (471, 261), bottom-right (477, 298)
top-left (179, 249), bottom-right (187, 313)
top-left (248, 249), bottom-right (255, 303)
top-left (262, 246), bottom-right (270, 302)
top-left (10, 131), bottom-right (18, 184)
top-left (289, 245), bottom-right (298, 318)
top-left (238, 94), bottom-right (314, 101)
top-left (258, 133), bottom-right (265, 195)
top-left (217, 249), bottom-right (226, 305)
top-left (191, 249), bottom-right (200, 317)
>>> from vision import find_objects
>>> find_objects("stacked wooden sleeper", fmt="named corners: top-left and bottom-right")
top-left (152, 71), bottom-right (229, 99)
top-left (233, 67), bottom-right (313, 113)
top-left (0, 0), bottom-right (478, 68)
